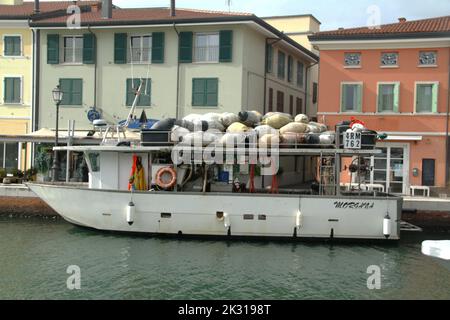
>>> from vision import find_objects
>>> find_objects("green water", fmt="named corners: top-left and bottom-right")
top-left (1, 217), bottom-right (450, 300)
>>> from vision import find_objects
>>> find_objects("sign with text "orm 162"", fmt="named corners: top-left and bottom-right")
top-left (343, 131), bottom-right (362, 149)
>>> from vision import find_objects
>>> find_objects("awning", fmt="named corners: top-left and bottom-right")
top-left (383, 135), bottom-right (423, 141)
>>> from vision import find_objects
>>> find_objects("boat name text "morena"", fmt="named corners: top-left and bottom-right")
top-left (333, 202), bottom-right (375, 209)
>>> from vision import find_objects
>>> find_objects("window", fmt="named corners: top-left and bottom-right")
top-left (130, 35), bottom-right (151, 63)
top-left (268, 88), bottom-right (274, 112)
top-left (297, 61), bottom-right (304, 87)
top-left (3, 77), bottom-right (21, 104)
top-left (378, 83), bottom-right (399, 112)
top-left (312, 82), bottom-right (318, 104)
top-left (296, 97), bottom-right (303, 115)
top-left (63, 36), bottom-right (83, 63)
top-left (4, 36), bottom-right (21, 56)
top-left (192, 78), bottom-right (218, 107)
top-left (344, 52), bottom-right (361, 67)
top-left (381, 52), bottom-right (398, 67)
top-left (277, 51), bottom-right (286, 79)
top-left (276, 91), bottom-right (284, 112)
top-left (287, 56), bottom-right (293, 83)
top-left (194, 33), bottom-right (219, 63)
top-left (289, 95), bottom-right (294, 115)
top-left (126, 78), bottom-right (151, 106)
top-left (266, 45), bottom-right (273, 73)
top-left (341, 83), bottom-right (362, 112)
top-left (415, 83), bottom-right (438, 113)
top-left (419, 51), bottom-right (437, 66)
top-left (59, 79), bottom-right (82, 106)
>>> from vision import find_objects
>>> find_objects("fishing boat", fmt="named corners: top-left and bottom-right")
top-left (27, 81), bottom-right (402, 242)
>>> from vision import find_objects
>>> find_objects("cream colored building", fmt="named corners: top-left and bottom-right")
top-left (0, 0), bottom-right (33, 170)
top-left (30, 4), bottom-right (318, 130)
top-left (264, 15), bottom-right (321, 118)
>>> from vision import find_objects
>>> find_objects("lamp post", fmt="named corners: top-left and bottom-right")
top-left (51, 85), bottom-right (63, 182)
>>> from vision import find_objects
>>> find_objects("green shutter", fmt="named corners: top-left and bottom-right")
top-left (59, 79), bottom-right (82, 106)
top-left (151, 32), bottom-right (165, 64)
top-left (287, 56), bottom-right (293, 82)
top-left (206, 79), bottom-right (218, 106)
top-left (82, 33), bottom-right (96, 64)
top-left (266, 44), bottom-right (273, 73)
top-left (341, 84), bottom-right (346, 112)
top-left (179, 32), bottom-right (193, 63)
top-left (432, 83), bottom-right (439, 113)
top-left (192, 79), bottom-right (205, 106)
top-left (393, 83), bottom-right (400, 112)
top-left (219, 30), bottom-right (233, 62)
top-left (114, 33), bottom-right (127, 64)
top-left (356, 84), bottom-right (362, 112)
top-left (47, 34), bottom-right (59, 64)
top-left (4, 37), bottom-right (20, 56)
top-left (127, 79), bottom-right (151, 106)
top-left (71, 79), bottom-right (82, 105)
top-left (3, 78), bottom-right (20, 104)
top-left (278, 51), bottom-right (285, 79)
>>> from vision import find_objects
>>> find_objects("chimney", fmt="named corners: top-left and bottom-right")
top-left (170, 0), bottom-right (176, 17)
top-left (34, 0), bottom-right (40, 14)
top-left (101, 0), bottom-right (112, 19)
top-left (91, 2), bottom-right (101, 12)
top-left (398, 17), bottom-right (407, 23)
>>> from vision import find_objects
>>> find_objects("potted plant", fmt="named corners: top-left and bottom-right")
top-left (34, 146), bottom-right (53, 182)
top-left (25, 168), bottom-right (38, 182)
top-left (0, 168), bottom-right (6, 183)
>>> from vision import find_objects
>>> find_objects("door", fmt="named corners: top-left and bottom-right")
top-left (363, 143), bottom-right (409, 194)
top-left (422, 159), bottom-right (435, 186)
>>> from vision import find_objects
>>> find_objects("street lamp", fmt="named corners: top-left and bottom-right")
top-left (51, 85), bottom-right (63, 182)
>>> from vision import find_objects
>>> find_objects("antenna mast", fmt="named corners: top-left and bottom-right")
top-left (226, 0), bottom-right (232, 12)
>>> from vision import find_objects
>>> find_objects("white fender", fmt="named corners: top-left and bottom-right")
top-left (127, 202), bottom-right (135, 226)
top-left (383, 214), bottom-right (391, 238)
top-left (224, 213), bottom-right (231, 228)
top-left (296, 210), bottom-right (303, 228)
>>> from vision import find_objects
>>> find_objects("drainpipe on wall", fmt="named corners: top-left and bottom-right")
top-left (173, 23), bottom-right (180, 119)
top-left (446, 48), bottom-right (450, 188)
top-left (87, 26), bottom-right (97, 109)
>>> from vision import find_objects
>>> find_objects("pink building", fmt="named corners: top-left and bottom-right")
top-left (310, 16), bottom-right (450, 195)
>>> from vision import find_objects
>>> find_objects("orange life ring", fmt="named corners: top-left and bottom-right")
top-left (155, 167), bottom-right (177, 189)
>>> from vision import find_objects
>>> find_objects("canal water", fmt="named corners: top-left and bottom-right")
top-left (1, 217), bottom-right (450, 300)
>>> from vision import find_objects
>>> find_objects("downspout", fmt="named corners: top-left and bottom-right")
top-left (88, 26), bottom-right (97, 109)
top-left (173, 23), bottom-right (180, 119)
top-left (446, 47), bottom-right (450, 187)
top-left (32, 27), bottom-right (40, 132)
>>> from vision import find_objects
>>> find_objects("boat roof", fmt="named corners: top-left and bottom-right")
top-left (54, 145), bottom-right (382, 156)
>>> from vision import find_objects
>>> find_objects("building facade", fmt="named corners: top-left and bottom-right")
top-left (264, 14), bottom-right (320, 118)
top-left (30, 3), bottom-right (318, 131)
top-left (310, 16), bottom-right (450, 194)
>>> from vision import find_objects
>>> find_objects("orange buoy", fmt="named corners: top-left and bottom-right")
top-left (155, 167), bottom-right (177, 189)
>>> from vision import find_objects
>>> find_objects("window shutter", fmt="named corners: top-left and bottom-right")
top-left (83, 33), bottom-right (96, 64)
top-left (393, 83), bottom-right (400, 112)
top-left (266, 44), bottom-right (273, 73)
top-left (4, 37), bottom-right (12, 55)
top-left (356, 84), bottom-right (362, 112)
top-left (287, 56), bottom-right (293, 82)
top-left (341, 84), bottom-right (347, 112)
top-left (179, 32), bottom-right (193, 63)
top-left (206, 79), bottom-right (218, 106)
top-left (72, 79), bottom-right (83, 105)
top-left (59, 79), bottom-right (70, 105)
top-left (192, 79), bottom-right (205, 106)
top-left (152, 32), bottom-right (165, 64)
top-left (114, 33), bottom-right (127, 64)
top-left (126, 79), bottom-right (134, 106)
top-left (219, 30), bottom-right (233, 62)
top-left (432, 83), bottom-right (439, 113)
top-left (13, 78), bottom-right (20, 103)
top-left (47, 34), bottom-right (60, 64)
top-left (139, 79), bottom-right (151, 106)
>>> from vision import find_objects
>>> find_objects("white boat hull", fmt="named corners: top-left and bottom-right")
top-left (28, 183), bottom-right (401, 241)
